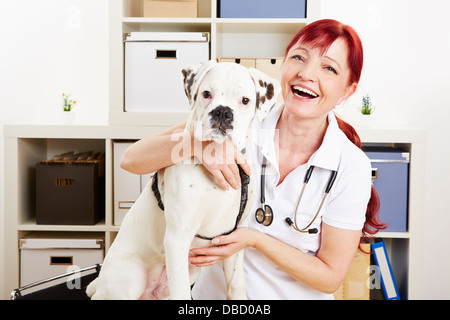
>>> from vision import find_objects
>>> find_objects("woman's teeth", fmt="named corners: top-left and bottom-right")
top-left (292, 86), bottom-right (318, 99)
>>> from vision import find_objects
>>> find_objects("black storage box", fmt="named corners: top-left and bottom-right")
top-left (36, 155), bottom-right (105, 225)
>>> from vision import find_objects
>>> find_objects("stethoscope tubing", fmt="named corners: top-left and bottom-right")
top-left (256, 156), bottom-right (338, 234)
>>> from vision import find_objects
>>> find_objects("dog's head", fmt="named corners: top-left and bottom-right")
top-left (182, 60), bottom-right (281, 149)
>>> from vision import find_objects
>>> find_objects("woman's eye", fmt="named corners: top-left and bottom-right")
top-left (242, 97), bottom-right (250, 105)
top-left (202, 91), bottom-right (212, 99)
top-left (325, 66), bottom-right (338, 75)
top-left (292, 55), bottom-right (304, 62)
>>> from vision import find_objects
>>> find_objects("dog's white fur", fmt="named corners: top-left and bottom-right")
top-left (86, 61), bottom-right (280, 300)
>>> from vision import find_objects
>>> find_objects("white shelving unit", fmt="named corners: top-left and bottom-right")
top-left (3, 0), bottom-right (427, 300)
top-left (3, 124), bottom-right (426, 299)
top-left (108, 0), bottom-right (321, 126)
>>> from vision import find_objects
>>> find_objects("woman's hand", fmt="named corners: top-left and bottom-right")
top-left (189, 228), bottom-right (259, 267)
top-left (193, 136), bottom-right (251, 191)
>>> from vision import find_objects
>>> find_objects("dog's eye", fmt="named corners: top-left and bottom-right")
top-left (202, 91), bottom-right (212, 99)
top-left (242, 97), bottom-right (250, 105)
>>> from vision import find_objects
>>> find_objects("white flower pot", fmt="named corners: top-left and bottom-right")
top-left (63, 111), bottom-right (76, 124)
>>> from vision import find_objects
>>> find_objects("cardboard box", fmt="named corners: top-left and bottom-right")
top-left (218, 58), bottom-right (256, 69)
top-left (20, 232), bottom-right (104, 293)
top-left (124, 32), bottom-right (209, 112)
top-left (143, 0), bottom-right (197, 18)
top-left (218, 57), bottom-right (285, 104)
top-left (256, 58), bottom-right (283, 81)
top-left (218, 0), bottom-right (306, 18)
top-left (218, 57), bottom-right (283, 80)
top-left (334, 243), bottom-right (371, 300)
top-left (35, 154), bottom-right (105, 225)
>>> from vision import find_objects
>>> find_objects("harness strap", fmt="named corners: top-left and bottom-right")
top-left (151, 165), bottom-right (250, 240)
top-left (151, 172), bottom-right (165, 211)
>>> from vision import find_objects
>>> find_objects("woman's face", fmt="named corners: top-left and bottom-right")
top-left (281, 38), bottom-right (357, 120)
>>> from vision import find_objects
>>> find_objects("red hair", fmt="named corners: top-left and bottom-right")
top-left (286, 19), bottom-right (387, 243)
top-left (335, 117), bottom-right (387, 243)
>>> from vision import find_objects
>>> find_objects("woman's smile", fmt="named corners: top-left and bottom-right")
top-left (291, 84), bottom-right (320, 100)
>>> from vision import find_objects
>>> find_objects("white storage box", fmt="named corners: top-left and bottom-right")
top-left (124, 32), bottom-right (210, 113)
top-left (20, 233), bottom-right (104, 293)
top-left (113, 142), bottom-right (152, 225)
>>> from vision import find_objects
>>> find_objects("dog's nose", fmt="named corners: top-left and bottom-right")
top-left (209, 106), bottom-right (233, 123)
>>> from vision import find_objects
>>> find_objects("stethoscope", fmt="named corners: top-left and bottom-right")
top-left (255, 156), bottom-right (338, 234)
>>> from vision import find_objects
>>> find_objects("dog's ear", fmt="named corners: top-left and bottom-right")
top-left (248, 68), bottom-right (281, 121)
top-left (182, 60), bottom-right (217, 107)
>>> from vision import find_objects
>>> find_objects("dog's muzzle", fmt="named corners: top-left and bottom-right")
top-left (209, 105), bottom-right (234, 135)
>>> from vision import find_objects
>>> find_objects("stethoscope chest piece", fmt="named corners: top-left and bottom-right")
top-left (255, 204), bottom-right (273, 226)
top-left (255, 156), bottom-right (338, 235)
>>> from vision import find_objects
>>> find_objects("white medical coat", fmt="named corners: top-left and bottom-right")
top-left (192, 103), bottom-right (372, 300)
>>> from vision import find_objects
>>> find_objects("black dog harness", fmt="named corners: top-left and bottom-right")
top-left (151, 165), bottom-right (250, 241)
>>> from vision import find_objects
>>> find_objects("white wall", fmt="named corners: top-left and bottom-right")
top-left (1, 0), bottom-right (449, 299)
top-left (0, 0), bottom-right (109, 125)
top-left (0, 0), bottom-right (109, 299)
top-left (321, 0), bottom-right (450, 299)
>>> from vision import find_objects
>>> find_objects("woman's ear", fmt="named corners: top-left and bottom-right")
top-left (337, 82), bottom-right (358, 105)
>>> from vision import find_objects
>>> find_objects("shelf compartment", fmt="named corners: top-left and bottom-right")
top-left (14, 138), bottom-right (106, 226)
top-left (122, 0), bottom-right (213, 19)
top-left (215, 19), bottom-right (305, 58)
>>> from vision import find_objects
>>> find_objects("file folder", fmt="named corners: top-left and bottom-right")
top-left (371, 241), bottom-right (400, 300)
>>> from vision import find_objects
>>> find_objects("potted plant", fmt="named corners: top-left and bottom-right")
top-left (359, 94), bottom-right (374, 127)
top-left (62, 93), bottom-right (77, 124)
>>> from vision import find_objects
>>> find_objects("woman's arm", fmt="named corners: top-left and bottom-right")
top-left (120, 122), bottom-right (251, 190)
top-left (120, 122), bottom-right (189, 175)
top-left (189, 223), bottom-right (360, 294)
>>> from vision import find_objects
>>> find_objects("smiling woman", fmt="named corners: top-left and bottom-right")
top-left (281, 19), bottom-right (384, 240)
top-left (190, 19), bottom-right (386, 299)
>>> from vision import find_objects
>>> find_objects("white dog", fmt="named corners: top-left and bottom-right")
top-left (86, 60), bottom-right (280, 300)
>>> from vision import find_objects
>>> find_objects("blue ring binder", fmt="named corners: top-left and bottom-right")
top-left (371, 241), bottom-right (401, 300)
